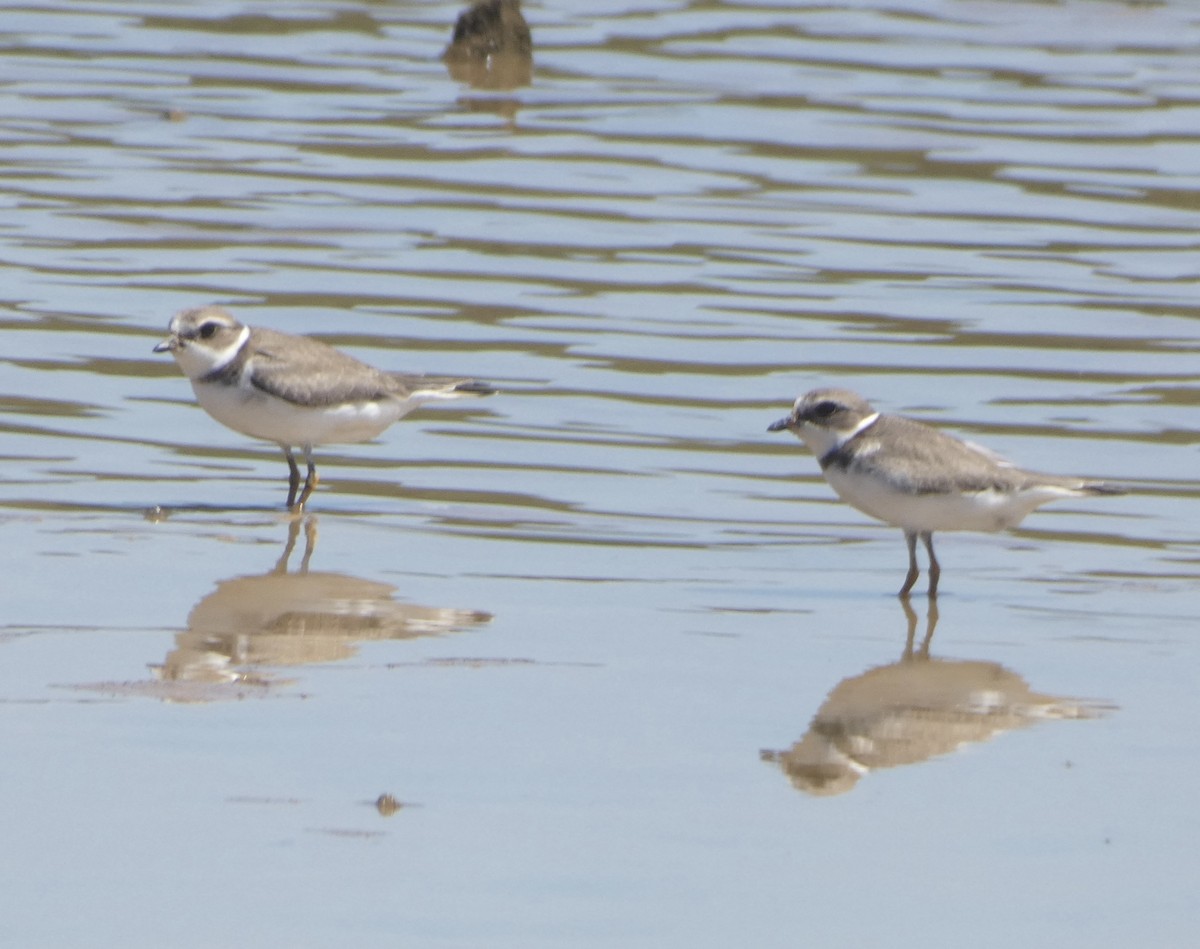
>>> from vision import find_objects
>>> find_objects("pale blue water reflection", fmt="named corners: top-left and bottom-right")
top-left (1, 0), bottom-right (1198, 946)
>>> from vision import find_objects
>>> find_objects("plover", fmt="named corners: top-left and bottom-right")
top-left (155, 305), bottom-right (494, 510)
top-left (768, 387), bottom-right (1122, 596)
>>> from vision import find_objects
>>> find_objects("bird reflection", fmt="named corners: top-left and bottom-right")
top-left (761, 600), bottom-right (1112, 796)
top-left (147, 515), bottom-right (491, 697)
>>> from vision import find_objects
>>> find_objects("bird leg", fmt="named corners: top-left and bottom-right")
top-left (294, 443), bottom-right (319, 511)
top-left (899, 530), bottom-right (920, 597)
top-left (922, 531), bottom-right (940, 597)
top-left (283, 446), bottom-right (302, 509)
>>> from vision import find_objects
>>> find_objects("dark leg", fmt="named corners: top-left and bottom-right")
top-left (922, 531), bottom-right (940, 597)
top-left (294, 443), bottom-right (319, 511)
top-left (899, 530), bottom-right (920, 597)
top-left (283, 446), bottom-right (301, 509)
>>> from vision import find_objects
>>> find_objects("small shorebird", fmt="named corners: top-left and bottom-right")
top-left (155, 306), bottom-right (494, 510)
top-left (768, 387), bottom-right (1122, 596)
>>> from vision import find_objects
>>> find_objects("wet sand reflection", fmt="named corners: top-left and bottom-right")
top-left (761, 601), bottom-right (1114, 797)
top-left (90, 517), bottom-right (491, 702)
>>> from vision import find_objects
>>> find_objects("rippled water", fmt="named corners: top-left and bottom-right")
top-left (2, 1), bottom-right (1198, 946)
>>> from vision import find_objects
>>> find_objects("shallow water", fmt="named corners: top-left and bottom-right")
top-left (2, 1), bottom-right (1198, 946)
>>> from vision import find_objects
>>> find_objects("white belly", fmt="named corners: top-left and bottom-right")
top-left (192, 379), bottom-right (409, 446)
top-left (824, 467), bottom-right (1069, 533)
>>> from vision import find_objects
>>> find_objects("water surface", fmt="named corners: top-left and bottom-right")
top-left (1, 1), bottom-right (1198, 946)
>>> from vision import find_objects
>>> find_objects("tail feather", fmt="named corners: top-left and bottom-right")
top-left (1080, 481), bottom-right (1125, 497)
top-left (1026, 469), bottom-right (1125, 498)
top-left (451, 380), bottom-right (497, 397)
top-left (390, 373), bottom-right (496, 401)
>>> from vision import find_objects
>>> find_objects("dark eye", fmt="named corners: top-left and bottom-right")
top-left (812, 400), bottom-right (839, 419)
top-left (198, 322), bottom-right (219, 340)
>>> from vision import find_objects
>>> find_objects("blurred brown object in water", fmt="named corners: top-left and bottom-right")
top-left (443, 0), bottom-right (533, 89)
